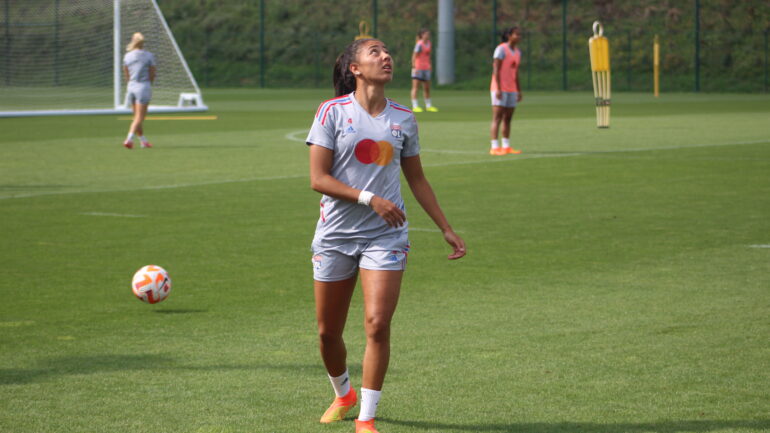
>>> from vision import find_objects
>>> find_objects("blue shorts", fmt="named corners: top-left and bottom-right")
top-left (311, 233), bottom-right (410, 282)
top-left (491, 91), bottom-right (518, 108)
top-left (411, 69), bottom-right (431, 81)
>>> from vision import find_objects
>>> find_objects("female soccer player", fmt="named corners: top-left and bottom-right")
top-left (122, 32), bottom-right (156, 149)
top-left (306, 38), bottom-right (466, 433)
top-left (489, 26), bottom-right (523, 156)
top-left (410, 28), bottom-right (437, 112)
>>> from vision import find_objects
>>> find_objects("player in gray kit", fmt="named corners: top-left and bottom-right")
top-left (306, 38), bottom-right (466, 433)
top-left (122, 32), bottom-right (156, 149)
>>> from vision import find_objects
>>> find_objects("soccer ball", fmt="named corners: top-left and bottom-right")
top-left (132, 265), bottom-right (172, 304)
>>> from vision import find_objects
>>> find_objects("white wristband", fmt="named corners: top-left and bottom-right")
top-left (358, 190), bottom-right (374, 207)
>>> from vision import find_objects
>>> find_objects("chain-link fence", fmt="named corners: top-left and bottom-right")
top-left (159, 0), bottom-right (770, 92)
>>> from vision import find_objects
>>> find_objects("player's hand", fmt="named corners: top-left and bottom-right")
top-left (495, 91), bottom-right (502, 100)
top-left (442, 229), bottom-right (466, 260)
top-left (411, 68), bottom-right (416, 76)
top-left (517, 92), bottom-right (523, 102)
top-left (370, 196), bottom-right (406, 228)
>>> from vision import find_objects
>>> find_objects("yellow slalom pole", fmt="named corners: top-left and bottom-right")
top-left (654, 35), bottom-right (660, 98)
top-left (588, 21), bottom-right (611, 128)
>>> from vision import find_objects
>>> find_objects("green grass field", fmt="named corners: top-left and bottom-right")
top-left (1, 89), bottom-right (769, 433)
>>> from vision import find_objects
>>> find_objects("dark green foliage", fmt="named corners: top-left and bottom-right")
top-left (155, 0), bottom-right (769, 92)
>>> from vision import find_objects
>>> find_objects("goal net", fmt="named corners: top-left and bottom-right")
top-left (0, 0), bottom-right (206, 117)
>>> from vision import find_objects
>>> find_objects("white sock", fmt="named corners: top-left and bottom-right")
top-left (502, 138), bottom-right (511, 148)
top-left (490, 139), bottom-right (500, 149)
top-left (425, 98), bottom-right (432, 108)
top-left (357, 388), bottom-right (381, 421)
top-left (411, 99), bottom-right (419, 108)
top-left (139, 135), bottom-right (148, 144)
top-left (126, 132), bottom-right (135, 142)
top-left (328, 370), bottom-right (351, 398)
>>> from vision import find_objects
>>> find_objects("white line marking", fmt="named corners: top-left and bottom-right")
top-left (285, 129), bottom-right (308, 143)
top-left (1, 139), bottom-right (767, 200)
top-left (749, 244), bottom-right (770, 249)
top-left (80, 212), bottom-right (146, 218)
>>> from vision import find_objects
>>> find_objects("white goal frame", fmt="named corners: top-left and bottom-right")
top-left (0, 0), bottom-right (207, 117)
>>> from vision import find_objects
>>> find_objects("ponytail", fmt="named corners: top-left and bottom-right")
top-left (332, 38), bottom-right (372, 97)
top-left (126, 32), bottom-right (145, 51)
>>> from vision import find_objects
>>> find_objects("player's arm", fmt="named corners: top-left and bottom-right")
top-left (401, 154), bottom-right (466, 259)
top-left (515, 63), bottom-right (522, 102)
top-left (309, 144), bottom-right (405, 227)
top-left (411, 49), bottom-right (418, 69)
top-left (124, 66), bottom-right (130, 82)
top-left (149, 66), bottom-right (156, 84)
top-left (493, 58), bottom-right (503, 98)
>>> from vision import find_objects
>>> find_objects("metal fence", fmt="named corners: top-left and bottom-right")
top-left (159, 0), bottom-right (770, 92)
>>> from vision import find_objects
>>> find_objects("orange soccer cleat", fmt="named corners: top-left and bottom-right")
top-left (489, 147), bottom-right (505, 156)
top-left (355, 419), bottom-right (379, 433)
top-left (503, 147), bottom-right (522, 154)
top-left (320, 388), bottom-right (357, 424)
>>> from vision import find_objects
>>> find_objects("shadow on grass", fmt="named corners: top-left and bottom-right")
top-left (152, 309), bottom-right (208, 314)
top-left (381, 418), bottom-right (770, 433)
top-left (0, 354), bottom-right (357, 385)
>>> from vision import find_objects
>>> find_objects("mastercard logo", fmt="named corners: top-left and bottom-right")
top-left (354, 139), bottom-right (393, 166)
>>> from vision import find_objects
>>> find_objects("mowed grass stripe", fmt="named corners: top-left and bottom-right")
top-left (1, 137), bottom-right (766, 200)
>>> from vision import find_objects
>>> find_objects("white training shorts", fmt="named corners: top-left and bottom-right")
top-left (126, 82), bottom-right (152, 106)
top-left (411, 69), bottom-right (431, 81)
top-left (491, 91), bottom-right (518, 108)
top-left (311, 233), bottom-right (410, 282)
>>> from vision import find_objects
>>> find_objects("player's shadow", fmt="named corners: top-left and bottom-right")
top-left (0, 354), bottom-right (175, 385)
top-left (381, 418), bottom-right (770, 433)
top-left (0, 354), bottom-right (358, 385)
top-left (152, 308), bottom-right (208, 314)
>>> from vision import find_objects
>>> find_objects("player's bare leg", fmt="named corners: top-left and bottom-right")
top-left (316, 276), bottom-right (358, 423)
top-left (410, 79), bottom-right (424, 112)
top-left (500, 107), bottom-right (520, 154)
top-left (489, 105), bottom-right (506, 155)
top-left (315, 276), bottom-right (357, 377)
top-left (353, 269), bottom-right (402, 432)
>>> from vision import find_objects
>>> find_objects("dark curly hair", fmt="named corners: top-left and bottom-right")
top-left (501, 25), bottom-right (520, 43)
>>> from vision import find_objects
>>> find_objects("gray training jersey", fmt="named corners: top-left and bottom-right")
top-left (123, 49), bottom-right (156, 83)
top-left (306, 92), bottom-right (421, 246)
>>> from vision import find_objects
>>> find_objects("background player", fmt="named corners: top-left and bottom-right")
top-left (306, 38), bottom-right (465, 433)
top-left (410, 29), bottom-right (438, 113)
top-left (123, 32), bottom-right (156, 149)
top-left (489, 26), bottom-right (523, 155)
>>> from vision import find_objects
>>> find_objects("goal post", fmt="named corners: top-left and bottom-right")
top-left (0, 0), bottom-right (207, 117)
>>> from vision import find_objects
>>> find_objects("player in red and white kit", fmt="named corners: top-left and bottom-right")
top-left (410, 29), bottom-right (438, 112)
top-left (490, 26), bottom-right (523, 155)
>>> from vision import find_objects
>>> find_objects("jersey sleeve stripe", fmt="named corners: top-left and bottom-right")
top-left (320, 100), bottom-right (352, 125)
top-left (315, 95), bottom-right (351, 120)
top-left (388, 100), bottom-right (413, 114)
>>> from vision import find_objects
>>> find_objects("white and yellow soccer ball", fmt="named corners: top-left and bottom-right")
top-left (132, 265), bottom-right (171, 304)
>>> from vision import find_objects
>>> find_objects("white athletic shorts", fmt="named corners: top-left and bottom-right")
top-left (411, 69), bottom-right (431, 81)
top-left (311, 233), bottom-right (410, 282)
top-left (491, 91), bottom-right (518, 108)
top-left (126, 82), bottom-right (152, 106)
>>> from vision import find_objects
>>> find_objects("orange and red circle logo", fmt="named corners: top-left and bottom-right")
top-left (355, 139), bottom-right (393, 166)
